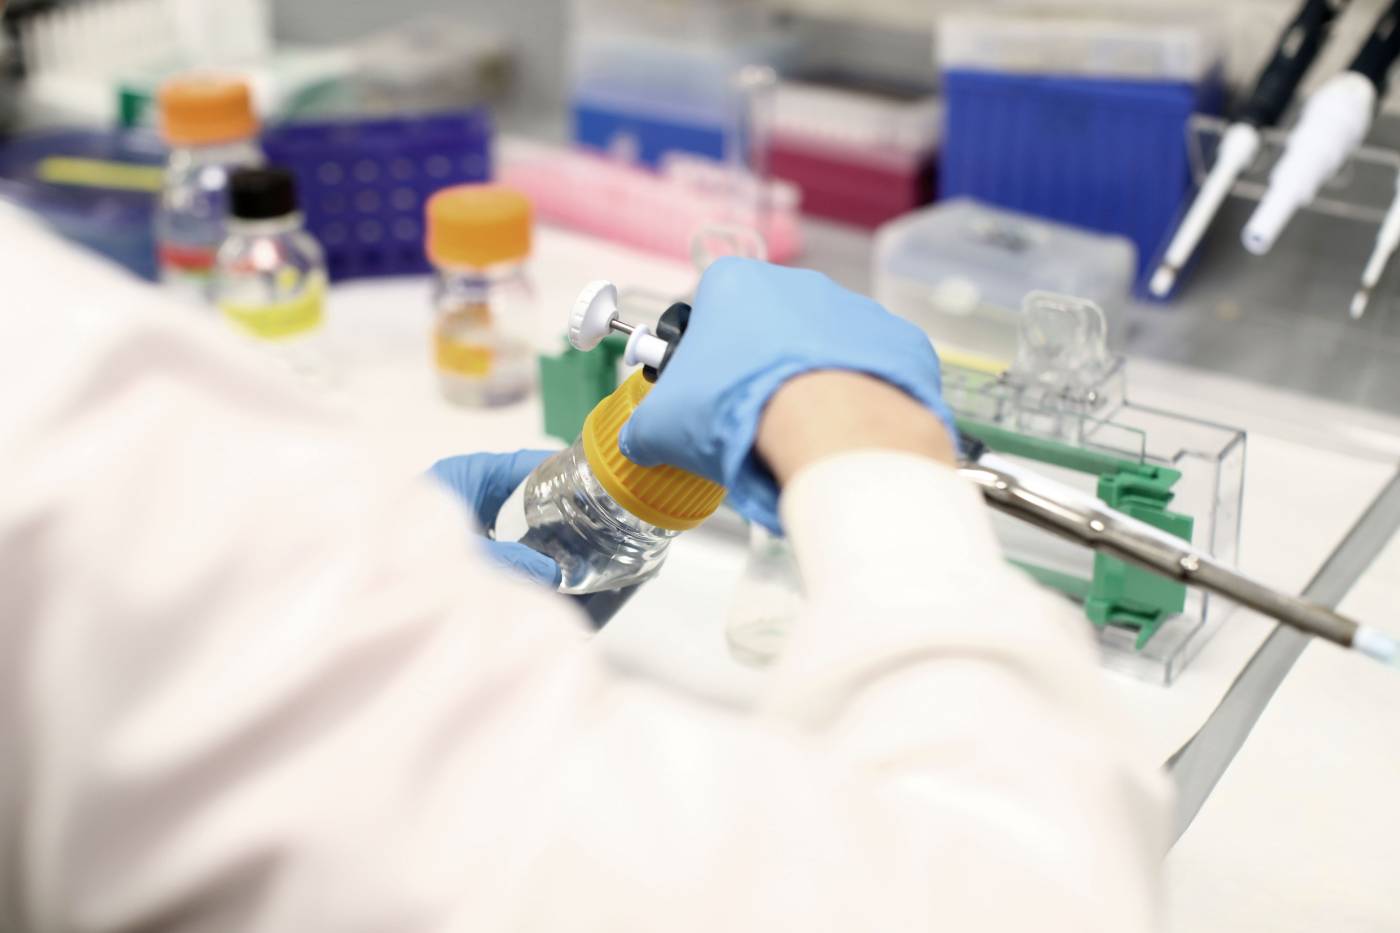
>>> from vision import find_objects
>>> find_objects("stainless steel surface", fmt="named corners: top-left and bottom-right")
top-left (1124, 197), bottom-right (1400, 413)
top-left (1166, 469), bottom-right (1400, 843)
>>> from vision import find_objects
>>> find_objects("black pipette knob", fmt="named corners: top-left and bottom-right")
top-left (642, 302), bottom-right (691, 383)
top-left (1240, 0), bottom-right (1352, 128)
top-left (1349, 0), bottom-right (1400, 96)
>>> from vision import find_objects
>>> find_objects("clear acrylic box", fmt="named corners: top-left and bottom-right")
top-left (945, 293), bottom-right (1246, 685)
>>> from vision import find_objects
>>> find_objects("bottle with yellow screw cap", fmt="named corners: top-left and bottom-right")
top-left (426, 183), bottom-right (537, 408)
top-left (494, 370), bottom-right (727, 627)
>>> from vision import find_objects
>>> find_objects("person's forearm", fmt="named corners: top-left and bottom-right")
top-left (756, 370), bottom-right (957, 484)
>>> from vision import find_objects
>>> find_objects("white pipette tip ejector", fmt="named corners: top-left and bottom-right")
top-left (1242, 71), bottom-right (1378, 256)
top-left (1150, 122), bottom-right (1261, 297)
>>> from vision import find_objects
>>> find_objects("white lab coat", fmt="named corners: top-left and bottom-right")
top-left (0, 213), bottom-right (1169, 932)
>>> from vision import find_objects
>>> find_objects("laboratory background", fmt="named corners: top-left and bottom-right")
top-left (3, 0), bottom-right (1400, 930)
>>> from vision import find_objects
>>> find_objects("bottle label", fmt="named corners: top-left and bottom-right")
top-left (220, 275), bottom-right (326, 340)
top-left (158, 241), bottom-right (217, 275)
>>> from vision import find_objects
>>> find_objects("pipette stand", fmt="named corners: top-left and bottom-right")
top-left (1185, 114), bottom-right (1400, 313)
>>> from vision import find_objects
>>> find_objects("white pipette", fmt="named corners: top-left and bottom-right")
top-left (1351, 172), bottom-right (1400, 318)
top-left (1151, 123), bottom-right (1262, 296)
top-left (1150, 0), bottom-right (1351, 296)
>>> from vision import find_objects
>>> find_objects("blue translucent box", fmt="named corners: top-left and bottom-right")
top-left (572, 98), bottom-right (728, 167)
top-left (940, 69), bottom-right (1224, 294)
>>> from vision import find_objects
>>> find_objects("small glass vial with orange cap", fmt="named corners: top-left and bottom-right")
top-left (425, 184), bottom-right (537, 407)
top-left (155, 74), bottom-right (263, 303)
top-left (494, 369), bottom-right (727, 627)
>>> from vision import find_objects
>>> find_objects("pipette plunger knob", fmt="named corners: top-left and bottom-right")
top-left (570, 280), bottom-right (620, 351)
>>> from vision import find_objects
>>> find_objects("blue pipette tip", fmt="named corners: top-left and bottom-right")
top-left (1353, 626), bottom-right (1400, 668)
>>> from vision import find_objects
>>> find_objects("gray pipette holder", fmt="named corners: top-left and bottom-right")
top-left (1188, 113), bottom-right (1400, 237)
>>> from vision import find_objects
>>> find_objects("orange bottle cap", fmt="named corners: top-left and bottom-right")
top-left (425, 184), bottom-right (532, 268)
top-left (582, 371), bottom-right (727, 531)
top-left (159, 75), bottom-right (258, 147)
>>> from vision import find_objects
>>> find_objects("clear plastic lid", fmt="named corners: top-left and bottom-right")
top-left (937, 13), bottom-right (1222, 82)
top-left (875, 199), bottom-right (1136, 314)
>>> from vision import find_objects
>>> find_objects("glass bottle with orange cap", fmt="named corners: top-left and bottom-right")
top-left (155, 74), bottom-right (263, 302)
top-left (425, 184), bottom-right (538, 408)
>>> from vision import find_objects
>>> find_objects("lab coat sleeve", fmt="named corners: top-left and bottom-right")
top-left (0, 216), bottom-right (1168, 933)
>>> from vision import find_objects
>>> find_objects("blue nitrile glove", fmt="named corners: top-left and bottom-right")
top-left (618, 258), bottom-right (956, 533)
top-left (429, 450), bottom-right (562, 588)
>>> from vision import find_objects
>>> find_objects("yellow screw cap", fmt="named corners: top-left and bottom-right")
top-left (582, 371), bottom-right (727, 531)
top-left (426, 184), bottom-right (532, 268)
top-left (159, 75), bottom-right (258, 146)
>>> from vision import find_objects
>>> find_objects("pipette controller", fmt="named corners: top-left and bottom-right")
top-left (569, 279), bottom-right (1400, 668)
top-left (1243, 0), bottom-right (1400, 256)
top-left (1151, 0), bottom-right (1350, 297)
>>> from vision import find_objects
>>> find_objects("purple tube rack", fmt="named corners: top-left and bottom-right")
top-left (262, 110), bottom-right (492, 281)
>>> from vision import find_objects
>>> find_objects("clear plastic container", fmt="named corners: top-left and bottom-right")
top-left (213, 167), bottom-right (330, 384)
top-left (946, 293), bottom-right (1246, 686)
top-left (350, 17), bottom-right (513, 114)
top-left (425, 184), bottom-right (537, 408)
top-left (494, 370), bottom-right (727, 628)
top-left (155, 75), bottom-right (264, 304)
top-left (873, 198), bottom-right (1136, 368)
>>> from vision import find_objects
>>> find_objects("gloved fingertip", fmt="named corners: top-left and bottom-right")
top-left (524, 553), bottom-right (564, 589)
top-left (488, 542), bottom-right (563, 589)
top-left (617, 419), bottom-right (657, 467)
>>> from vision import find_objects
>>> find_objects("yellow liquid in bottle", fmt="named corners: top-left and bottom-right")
top-left (434, 303), bottom-right (532, 407)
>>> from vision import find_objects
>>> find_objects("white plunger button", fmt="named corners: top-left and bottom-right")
top-left (569, 280), bottom-right (620, 351)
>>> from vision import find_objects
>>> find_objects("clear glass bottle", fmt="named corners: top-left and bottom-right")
top-left (494, 371), bottom-right (727, 627)
top-left (425, 184), bottom-right (537, 407)
top-left (155, 75), bottom-right (264, 304)
top-left (213, 167), bottom-right (330, 384)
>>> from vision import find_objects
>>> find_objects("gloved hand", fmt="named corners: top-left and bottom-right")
top-left (428, 450), bottom-right (562, 588)
top-left (618, 258), bottom-right (956, 533)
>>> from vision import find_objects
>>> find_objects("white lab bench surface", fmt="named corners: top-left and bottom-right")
top-left (1166, 531), bottom-right (1400, 933)
top-left (315, 217), bottom-right (1398, 929)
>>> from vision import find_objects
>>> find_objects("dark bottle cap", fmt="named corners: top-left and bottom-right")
top-left (229, 167), bottom-right (299, 220)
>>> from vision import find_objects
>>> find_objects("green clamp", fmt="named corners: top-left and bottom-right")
top-left (958, 418), bottom-right (1195, 650)
top-left (538, 334), bottom-right (628, 443)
